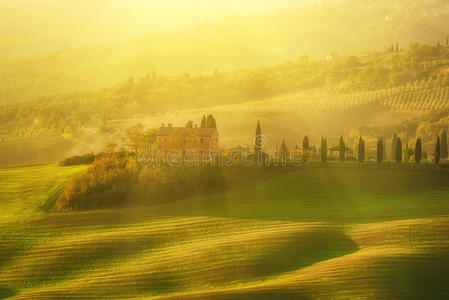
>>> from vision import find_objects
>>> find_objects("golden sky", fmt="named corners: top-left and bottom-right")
top-left (0, 0), bottom-right (317, 59)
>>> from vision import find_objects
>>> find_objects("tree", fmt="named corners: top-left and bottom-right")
top-left (302, 136), bottom-right (310, 151)
top-left (391, 133), bottom-right (398, 161)
top-left (185, 120), bottom-right (193, 128)
top-left (320, 137), bottom-right (327, 162)
top-left (151, 69), bottom-right (157, 81)
top-left (200, 115), bottom-right (207, 128)
top-left (441, 130), bottom-right (448, 159)
top-left (358, 136), bottom-right (365, 163)
top-left (279, 139), bottom-right (289, 162)
top-left (254, 121), bottom-right (262, 158)
top-left (404, 143), bottom-right (413, 161)
top-left (377, 138), bottom-right (383, 164)
top-left (339, 136), bottom-right (345, 163)
top-left (415, 138), bottom-right (422, 164)
top-left (435, 136), bottom-right (441, 165)
top-left (395, 138), bottom-right (402, 163)
top-left (206, 114), bottom-right (217, 129)
top-left (395, 41), bottom-right (399, 52)
top-left (123, 123), bottom-right (156, 154)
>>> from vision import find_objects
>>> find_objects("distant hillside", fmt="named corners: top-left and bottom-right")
top-left (1, 0), bottom-right (449, 103)
top-left (1, 42), bottom-right (449, 162)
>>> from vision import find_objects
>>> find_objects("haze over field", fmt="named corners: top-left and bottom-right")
top-left (1, 0), bottom-right (449, 103)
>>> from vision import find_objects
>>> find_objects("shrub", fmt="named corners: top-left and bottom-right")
top-left (57, 149), bottom-right (227, 210)
top-left (59, 153), bottom-right (95, 166)
top-left (57, 151), bottom-right (133, 209)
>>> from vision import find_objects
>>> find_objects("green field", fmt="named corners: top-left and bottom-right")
top-left (1, 163), bottom-right (449, 299)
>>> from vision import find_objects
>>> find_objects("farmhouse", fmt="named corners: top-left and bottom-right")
top-left (157, 123), bottom-right (219, 155)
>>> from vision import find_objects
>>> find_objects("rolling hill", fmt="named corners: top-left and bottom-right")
top-left (1, 163), bottom-right (449, 299)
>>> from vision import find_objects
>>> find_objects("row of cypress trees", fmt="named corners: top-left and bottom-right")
top-left (354, 135), bottom-right (443, 165)
top-left (255, 121), bottom-right (447, 165)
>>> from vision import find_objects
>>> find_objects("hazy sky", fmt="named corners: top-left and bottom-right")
top-left (0, 0), bottom-right (316, 31)
top-left (119, 0), bottom-right (315, 29)
top-left (0, 0), bottom-right (321, 59)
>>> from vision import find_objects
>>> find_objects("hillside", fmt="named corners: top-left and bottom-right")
top-left (1, 0), bottom-right (449, 103)
top-left (1, 164), bottom-right (449, 299)
top-left (1, 43), bottom-right (449, 166)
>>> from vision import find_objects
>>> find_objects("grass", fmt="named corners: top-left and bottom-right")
top-left (1, 163), bottom-right (449, 299)
top-left (0, 163), bottom-right (86, 224)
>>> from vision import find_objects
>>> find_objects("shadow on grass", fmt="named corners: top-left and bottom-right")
top-left (0, 287), bottom-right (17, 299)
top-left (202, 290), bottom-right (310, 300)
top-left (385, 250), bottom-right (449, 299)
top-left (247, 228), bottom-right (358, 279)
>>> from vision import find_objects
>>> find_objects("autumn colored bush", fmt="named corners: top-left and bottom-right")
top-left (56, 151), bottom-right (135, 209)
top-left (56, 150), bottom-right (226, 210)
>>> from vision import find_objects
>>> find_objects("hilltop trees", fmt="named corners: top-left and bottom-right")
top-left (4, 43), bottom-right (449, 142)
top-left (435, 136), bottom-right (441, 165)
top-left (206, 115), bottom-right (217, 129)
top-left (415, 138), bottom-right (422, 164)
top-left (339, 136), bottom-right (345, 163)
top-left (200, 115), bottom-right (217, 129)
top-left (396, 138), bottom-right (403, 163)
top-left (377, 138), bottom-right (384, 164)
top-left (200, 116), bottom-right (207, 128)
top-left (441, 130), bottom-right (448, 159)
top-left (358, 136), bottom-right (365, 164)
top-left (320, 137), bottom-right (327, 162)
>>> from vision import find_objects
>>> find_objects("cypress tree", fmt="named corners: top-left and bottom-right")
top-left (254, 121), bottom-right (262, 156)
top-left (320, 137), bottom-right (327, 162)
top-left (391, 133), bottom-right (398, 161)
top-left (395, 41), bottom-right (399, 52)
top-left (206, 114), bottom-right (217, 129)
top-left (415, 138), bottom-right (422, 164)
top-left (396, 138), bottom-right (402, 163)
top-left (435, 136), bottom-right (441, 165)
top-left (441, 130), bottom-right (448, 159)
top-left (339, 136), bottom-right (345, 163)
top-left (280, 139), bottom-right (289, 162)
top-left (377, 138), bottom-right (383, 164)
top-left (200, 115), bottom-right (207, 128)
top-left (358, 136), bottom-right (365, 163)
top-left (302, 136), bottom-right (310, 151)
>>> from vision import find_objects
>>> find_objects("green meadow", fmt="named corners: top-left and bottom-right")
top-left (1, 163), bottom-right (449, 299)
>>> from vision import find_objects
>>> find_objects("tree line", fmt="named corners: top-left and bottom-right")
top-left (255, 121), bottom-right (448, 166)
